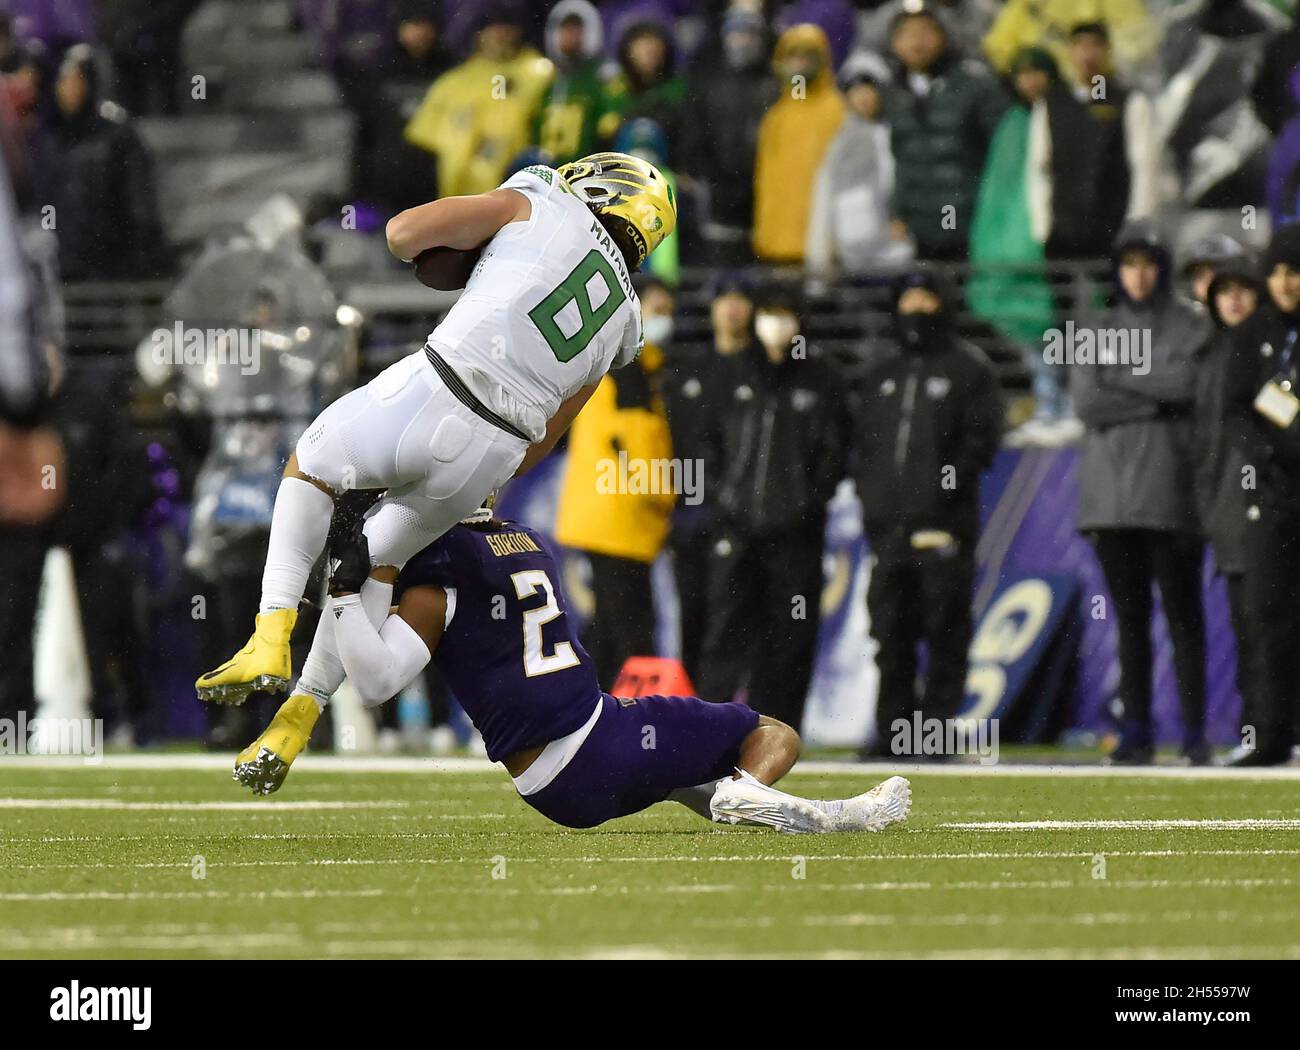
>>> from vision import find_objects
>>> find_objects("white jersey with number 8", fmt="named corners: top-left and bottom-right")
top-left (426, 165), bottom-right (644, 442)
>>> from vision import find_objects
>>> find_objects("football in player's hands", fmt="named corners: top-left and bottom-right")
top-left (413, 245), bottom-right (483, 290)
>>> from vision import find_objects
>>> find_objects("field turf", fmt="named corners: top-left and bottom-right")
top-left (3, 758), bottom-right (1300, 959)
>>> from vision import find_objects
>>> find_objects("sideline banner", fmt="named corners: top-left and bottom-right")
top-left (500, 447), bottom-right (1242, 748)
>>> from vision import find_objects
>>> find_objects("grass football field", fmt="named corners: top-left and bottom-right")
top-left (3, 757), bottom-right (1300, 959)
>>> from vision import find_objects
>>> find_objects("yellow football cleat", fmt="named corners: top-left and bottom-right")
top-left (195, 608), bottom-right (298, 706)
top-left (232, 693), bottom-right (321, 795)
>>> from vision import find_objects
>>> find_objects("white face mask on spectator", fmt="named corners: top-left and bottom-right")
top-left (754, 311), bottom-right (799, 355)
top-left (724, 33), bottom-right (764, 70)
top-left (642, 315), bottom-right (673, 346)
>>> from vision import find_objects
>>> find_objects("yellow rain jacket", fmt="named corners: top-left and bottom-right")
top-left (404, 47), bottom-right (554, 197)
top-left (751, 24), bottom-right (844, 263)
top-left (555, 344), bottom-right (675, 563)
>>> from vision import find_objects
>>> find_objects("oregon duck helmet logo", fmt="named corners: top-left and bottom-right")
top-left (557, 151), bottom-right (677, 268)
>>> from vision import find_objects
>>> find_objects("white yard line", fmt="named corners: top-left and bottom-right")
top-left (802, 908), bottom-right (1300, 928)
top-left (0, 888), bottom-right (383, 902)
top-left (5, 877), bottom-right (1289, 901)
top-left (944, 819), bottom-right (1300, 830)
top-left (0, 798), bottom-right (412, 811)
top-left (567, 944), bottom-right (1300, 960)
top-left (8, 848), bottom-right (1300, 870)
top-left (798, 945), bottom-right (1300, 961)
top-left (4, 753), bottom-right (1300, 780)
top-left (0, 754), bottom-right (499, 773)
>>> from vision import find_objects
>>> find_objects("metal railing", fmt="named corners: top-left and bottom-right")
top-left (60, 260), bottom-right (1114, 391)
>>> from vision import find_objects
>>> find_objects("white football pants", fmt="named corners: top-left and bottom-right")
top-left (296, 351), bottom-right (529, 569)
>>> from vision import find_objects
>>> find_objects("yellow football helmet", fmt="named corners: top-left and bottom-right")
top-left (557, 151), bottom-right (676, 269)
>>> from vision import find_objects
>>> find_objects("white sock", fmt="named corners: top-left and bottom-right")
top-left (293, 578), bottom-right (395, 711)
top-left (259, 478), bottom-right (335, 614)
top-left (669, 781), bottom-right (723, 821)
top-left (295, 610), bottom-right (343, 710)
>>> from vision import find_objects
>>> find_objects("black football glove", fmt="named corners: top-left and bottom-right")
top-left (328, 516), bottom-right (371, 596)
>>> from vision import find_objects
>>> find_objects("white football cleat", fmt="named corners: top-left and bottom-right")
top-left (710, 770), bottom-right (830, 834)
top-left (830, 775), bottom-right (912, 832)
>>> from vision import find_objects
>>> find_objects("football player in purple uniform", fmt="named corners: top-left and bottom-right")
top-left (234, 509), bottom-right (910, 834)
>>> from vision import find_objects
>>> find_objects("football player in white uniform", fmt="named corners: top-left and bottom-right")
top-left (196, 152), bottom-right (677, 705)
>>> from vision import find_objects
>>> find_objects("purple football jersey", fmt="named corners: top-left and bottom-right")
top-left (394, 520), bottom-right (601, 762)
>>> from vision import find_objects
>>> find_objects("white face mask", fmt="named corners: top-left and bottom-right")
top-left (754, 311), bottom-right (798, 353)
top-left (642, 315), bottom-right (674, 345)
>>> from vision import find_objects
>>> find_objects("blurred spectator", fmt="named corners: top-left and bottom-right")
top-left (661, 272), bottom-right (752, 681)
top-left (983, 0), bottom-right (1158, 82)
top-left (855, 0), bottom-right (999, 62)
top-left (404, 2), bottom-right (553, 196)
top-left (1070, 221), bottom-right (1210, 764)
top-left (51, 361), bottom-right (153, 743)
top-left (661, 271), bottom-right (752, 681)
top-left (1028, 23), bottom-right (1159, 262)
top-left (1181, 233), bottom-right (1247, 306)
top-left (2, 33), bottom-right (55, 186)
top-left (1192, 251), bottom-right (1260, 761)
top-left (1252, 3), bottom-right (1300, 134)
top-left (883, 5), bottom-right (1007, 261)
top-left (854, 268), bottom-right (1002, 759)
top-left (554, 278), bottom-right (676, 687)
top-left (0, 137), bottom-right (65, 727)
top-left (597, 1), bottom-right (696, 62)
top-left (599, 18), bottom-right (685, 149)
top-left (1217, 225), bottom-right (1300, 765)
top-left (48, 45), bottom-right (165, 280)
top-left (969, 47), bottom-right (1064, 432)
top-left (751, 23), bottom-right (844, 264)
top-left (614, 117), bottom-right (679, 282)
top-left (696, 283), bottom-right (852, 730)
top-left (393, 1), bottom-right (447, 64)
top-left (439, 0), bottom-right (547, 57)
top-left (0, 12), bottom-right (29, 74)
top-left (97, 0), bottom-right (204, 116)
top-left (776, 0), bottom-right (858, 68)
top-left (353, 1), bottom-right (454, 211)
top-left (678, 6), bottom-right (774, 265)
top-left (805, 53), bottom-right (913, 280)
top-left (1155, 0), bottom-right (1280, 211)
top-left (0, 87), bottom-right (60, 429)
top-left (0, 108), bottom-right (59, 451)
top-left (534, 0), bottom-right (608, 166)
top-left (2, 30), bottom-right (38, 99)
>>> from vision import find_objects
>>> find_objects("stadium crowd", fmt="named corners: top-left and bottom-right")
top-left (0, 0), bottom-right (1298, 765)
